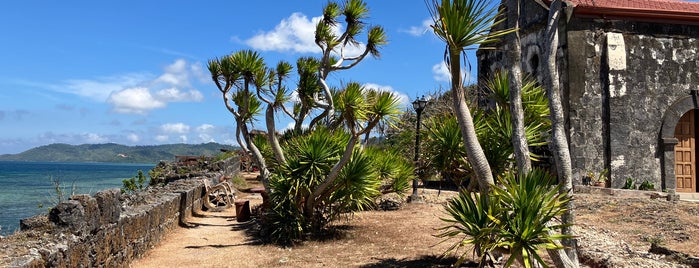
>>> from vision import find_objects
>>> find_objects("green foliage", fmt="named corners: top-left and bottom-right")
top-left (586, 168), bottom-right (609, 184)
top-left (265, 129), bottom-right (408, 244)
top-left (122, 170), bottom-right (148, 194)
top-left (437, 190), bottom-right (497, 267)
top-left (638, 180), bottom-right (655, 191)
top-left (490, 169), bottom-right (572, 267)
top-left (622, 178), bottom-right (636, 189)
top-left (437, 168), bottom-right (571, 267)
top-left (366, 147), bottom-right (414, 194)
top-left (425, 114), bottom-right (469, 186)
top-left (229, 175), bottom-right (248, 189)
top-left (422, 71), bottom-right (551, 187)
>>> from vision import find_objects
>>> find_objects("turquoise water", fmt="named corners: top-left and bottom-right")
top-left (0, 161), bottom-right (154, 235)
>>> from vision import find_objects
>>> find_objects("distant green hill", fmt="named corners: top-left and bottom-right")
top-left (0, 143), bottom-right (239, 164)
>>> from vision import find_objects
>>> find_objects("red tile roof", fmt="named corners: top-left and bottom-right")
top-left (569, 0), bottom-right (699, 13)
top-left (555, 0), bottom-right (699, 24)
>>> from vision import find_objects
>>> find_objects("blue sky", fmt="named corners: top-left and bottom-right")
top-left (0, 1), bottom-right (475, 154)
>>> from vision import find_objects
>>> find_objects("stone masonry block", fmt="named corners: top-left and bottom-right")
top-left (71, 194), bottom-right (99, 234)
top-left (95, 189), bottom-right (121, 225)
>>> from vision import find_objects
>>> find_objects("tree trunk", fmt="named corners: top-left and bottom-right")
top-left (542, 0), bottom-right (579, 267)
top-left (506, 0), bottom-right (532, 175)
top-left (240, 122), bottom-right (271, 191)
top-left (448, 49), bottom-right (494, 192)
top-left (265, 105), bottom-right (286, 165)
top-left (306, 134), bottom-right (360, 228)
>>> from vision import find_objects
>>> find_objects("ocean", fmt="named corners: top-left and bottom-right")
top-left (0, 161), bottom-right (155, 235)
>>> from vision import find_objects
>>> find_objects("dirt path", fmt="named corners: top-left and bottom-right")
top-left (130, 203), bottom-right (263, 267)
top-left (130, 172), bottom-right (460, 268)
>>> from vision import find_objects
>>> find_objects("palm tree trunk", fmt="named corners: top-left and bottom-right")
top-left (542, 1), bottom-right (579, 267)
top-left (266, 106), bottom-right (286, 165)
top-left (506, 0), bottom-right (532, 175)
top-left (240, 122), bottom-right (271, 191)
top-left (448, 49), bottom-right (494, 192)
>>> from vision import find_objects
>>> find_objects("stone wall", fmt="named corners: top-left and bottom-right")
top-left (566, 19), bottom-right (699, 188)
top-left (5, 179), bottom-right (204, 267)
top-left (1, 156), bottom-right (241, 268)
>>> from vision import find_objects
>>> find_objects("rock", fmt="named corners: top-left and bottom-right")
top-left (71, 194), bottom-right (100, 233)
top-left (19, 215), bottom-right (52, 231)
top-left (48, 200), bottom-right (85, 234)
top-left (95, 189), bottom-right (121, 225)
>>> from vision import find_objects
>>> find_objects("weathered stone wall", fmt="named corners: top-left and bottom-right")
top-left (7, 179), bottom-right (204, 267)
top-left (566, 19), bottom-right (699, 188)
top-left (3, 156), bottom-right (241, 267)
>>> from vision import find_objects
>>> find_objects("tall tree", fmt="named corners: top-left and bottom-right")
top-left (208, 50), bottom-right (271, 189)
top-left (505, 0), bottom-right (532, 174)
top-left (312, 0), bottom-right (387, 128)
top-left (542, 0), bottom-right (579, 266)
top-left (427, 0), bottom-right (512, 192)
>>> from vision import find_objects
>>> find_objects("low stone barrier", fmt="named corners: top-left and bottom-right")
top-left (3, 178), bottom-right (206, 267)
top-left (1, 156), bottom-right (241, 268)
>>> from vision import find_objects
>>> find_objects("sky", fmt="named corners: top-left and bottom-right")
top-left (0, 1), bottom-right (479, 154)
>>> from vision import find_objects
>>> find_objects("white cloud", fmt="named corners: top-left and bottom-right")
top-left (160, 123), bottom-right (190, 134)
top-left (178, 135), bottom-right (188, 143)
top-left (363, 83), bottom-right (410, 106)
top-left (196, 124), bottom-right (215, 132)
top-left (402, 19), bottom-right (433, 37)
top-left (282, 121), bottom-right (308, 132)
top-left (30, 59), bottom-right (208, 114)
top-left (244, 12), bottom-right (365, 58)
top-left (432, 62), bottom-right (471, 83)
top-left (107, 87), bottom-right (166, 114)
top-left (155, 88), bottom-right (203, 102)
top-left (432, 62), bottom-right (451, 82)
top-left (195, 124), bottom-right (216, 143)
top-left (83, 133), bottom-right (108, 143)
top-left (127, 133), bottom-right (140, 143)
top-left (245, 13), bottom-right (321, 53)
top-left (62, 73), bottom-right (151, 101)
top-left (155, 135), bottom-right (169, 142)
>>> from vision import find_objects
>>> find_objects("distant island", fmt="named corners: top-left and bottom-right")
top-left (0, 142), bottom-right (239, 164)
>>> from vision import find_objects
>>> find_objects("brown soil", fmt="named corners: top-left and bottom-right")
top-left (126, 172), bottom-right (699, 267)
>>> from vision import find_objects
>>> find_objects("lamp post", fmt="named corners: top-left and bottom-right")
top-left (410, 95), bottom-right (428, 203)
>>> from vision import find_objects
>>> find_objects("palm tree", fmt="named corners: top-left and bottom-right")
top-left (312, 0), bottom-right (387, 128)
top-left (208, 50), bottom-right (271, 189)
top-left (503, 0), bottom-right (531, 174)
top-left (542, 0), bottom-right (579, 266)
top-left (427, 0), bottom-right (512, 193)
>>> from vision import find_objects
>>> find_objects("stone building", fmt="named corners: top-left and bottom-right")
top-left (477, 0), bottom-right (699, 195)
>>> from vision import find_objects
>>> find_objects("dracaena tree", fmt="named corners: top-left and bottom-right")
top-left (427, 0), bottom-right (512, 193)
top-left (208, 0), bottom-right (404, 244)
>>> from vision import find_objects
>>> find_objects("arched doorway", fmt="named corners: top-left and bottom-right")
top-left (674, 110), bottom-right (697, 192)
top-left (660, 91), bottom-right (699, 196)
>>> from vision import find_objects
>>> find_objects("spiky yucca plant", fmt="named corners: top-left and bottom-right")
top-left (437, 168), bottom-right (571, 267)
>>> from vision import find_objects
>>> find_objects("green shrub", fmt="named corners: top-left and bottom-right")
top-left (638, 180), bottom-right (655, 191)
top-left (622, 178), bottom-right (636, 189)
top-left (437, 168), bottom-right (571, 267)
top-left (122, 170), bottom-right (148, 194)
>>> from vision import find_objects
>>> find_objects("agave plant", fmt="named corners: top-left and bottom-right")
top-left (424, 113), bottom-right (470, 187)
top-left (365, 147), bottom-right (414, 194)
top-left (436, 190), bottom-right (500, 267)
top-left (490, 169), bottom-right (572, 267)
top-left (438, 168), bottom-right (572, 267)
